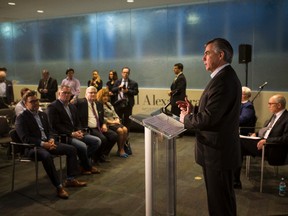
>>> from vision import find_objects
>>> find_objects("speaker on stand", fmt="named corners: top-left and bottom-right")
top-left (239, 44), bottom-right (252, 86)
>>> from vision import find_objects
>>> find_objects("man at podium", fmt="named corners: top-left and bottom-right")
top-left (178, 38), bottom-right (241, 216)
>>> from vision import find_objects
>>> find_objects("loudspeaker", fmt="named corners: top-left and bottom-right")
top-left (239, 44), bottom-right (252, 63)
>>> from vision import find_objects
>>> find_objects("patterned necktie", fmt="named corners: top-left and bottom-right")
top-left (258, 114), bottom-right (276, 138)
top-left (91, 102), bottom-right (102, 133)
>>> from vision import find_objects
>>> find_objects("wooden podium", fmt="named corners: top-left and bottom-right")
top-left (130, 113), bottom-right (186, 216)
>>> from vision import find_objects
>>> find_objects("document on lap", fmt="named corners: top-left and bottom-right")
top-left (239, 135), bottom-right (261, 140)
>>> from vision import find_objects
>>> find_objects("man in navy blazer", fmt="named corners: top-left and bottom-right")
top-left (15, 90), bottom-right (87, 199)
top-left (168, 63), bottom-right (187, 116)
top-left (111, 66), bottom-right (139, 132)
top-left (76, 86), bottom-right (117, 163)
top-left (234, 94), bottom-right (288, 188)
top-left (0, 67), bottom-right (14, 109)
top-left (178, 38), bottom-right (241, 215)
top-left (47, 85), bottom-right (101, 175)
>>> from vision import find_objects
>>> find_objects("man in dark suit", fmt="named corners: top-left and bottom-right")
top-left (15, 90), bottom-right (87, 199)
top-left (112, 66), bottom-right (139, 132)
top-left (178, 38), bottom-right (241, 215)
top-left (37, 69), bottom-right (58, 102)
top-left (0, 67), bottom-right (14, 109)
top-left (239, 86), bottom-right (257, 135)
top-left (47, 85), bottom-right (101, 175)
top-left (76, 86), bottom-right (117, 163)
top-left (168, 63), bottom-right (186, 116)
top-left (234, 94), bottom-right (288, 189)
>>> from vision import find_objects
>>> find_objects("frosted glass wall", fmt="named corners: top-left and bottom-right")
top-left (0, 0), bottom-right (287, 90)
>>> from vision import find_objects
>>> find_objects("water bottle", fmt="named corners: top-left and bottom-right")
top-left (279, 177), bottom-right (286, 197)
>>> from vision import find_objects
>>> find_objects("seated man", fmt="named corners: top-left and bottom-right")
top-left (14, 87), bottom-right (30, 116)
top-left (239, 86), bottom-right (257, 135)
top-left (76, 86), bottom-right (118, 163)
top-left (234, 94), bottom-right (288, 189)
top-left (15, 90), bottom-right (87, 199)
top-left (47, 85), bottom-right (101, 175)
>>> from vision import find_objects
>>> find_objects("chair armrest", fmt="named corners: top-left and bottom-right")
top-left (10, 142), bottom-right (34, 147)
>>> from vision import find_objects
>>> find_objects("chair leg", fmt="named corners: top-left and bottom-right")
top-left (59, 155), bottom-right (63, 183)
top-left (246, 155), bottom-right (251, 178)
top-left (260, 145), bottom-right (266, 193)
top-left (11, 145), bottom-right (15, 192)
top-left (34, 147), bottom-right (39, 195)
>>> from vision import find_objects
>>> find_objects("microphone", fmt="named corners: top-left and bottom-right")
top-left (259, 82), bottom-right (268, 89)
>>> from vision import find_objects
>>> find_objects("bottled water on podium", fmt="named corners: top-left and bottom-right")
top-left (279, 177), bottom-right (286, 197)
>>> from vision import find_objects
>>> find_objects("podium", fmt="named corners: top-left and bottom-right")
top-left (130, 113), bottom-right (186, 216)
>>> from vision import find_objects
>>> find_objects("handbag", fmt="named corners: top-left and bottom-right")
top-left (124, 139), bottom-right (132, 155)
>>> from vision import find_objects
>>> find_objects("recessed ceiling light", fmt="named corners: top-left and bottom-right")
top-left (127, 0), bottom-right (134, 2)
top-left (8, 2), bottom-right (16, 5)
top-left (37, 10), bottom-right (44, 13)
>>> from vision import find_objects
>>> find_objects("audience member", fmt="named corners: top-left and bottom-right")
top-left (61, 68), bottom-right (80, 102)
top-left (47, 85), bottom-right (101, 175)
top-left (168, 63), bottom-right (187, 116)
top-left (14, 87), bottom-right (30, 116)
top-left (97, 88), bottom-right (129, 158)
top-left (239, 86), bottom-right (257, 135)
top-left (15, 90), bottom-right (87, 199)
top-left (106, 70), bottom-right (118, 105)
top-left (37, 69), bottom-right (58, 102)
top-left (178, 38), bottom-right (241, 215)
top-left (112, 66), bottom-right (139, 133)
top-left (88, 70), bottom-right (103, 92)
top-left (76, 86), bottom-right (118, 162)
top-left (234, 94), bottom-right (288, 189)
top-left (0, 67), bottom-right (14, 109)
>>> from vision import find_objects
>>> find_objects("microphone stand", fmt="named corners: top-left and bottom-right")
top-left (251, 87), bottom-right (264, 104)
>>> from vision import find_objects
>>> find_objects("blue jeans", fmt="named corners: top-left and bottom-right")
top-left (71, 134), bottom-right (101, 170)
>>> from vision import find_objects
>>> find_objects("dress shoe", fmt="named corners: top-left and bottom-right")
top-left (57, 187), bottom-right (69, 199)
top-left (91, 166), bottom-right (101, 174)
top-left (80, 166), bottom-right (92, 175)
top-left (64, 179), bottom-right (87, 187)
top-left (234, 181), bottom-right (242, 189)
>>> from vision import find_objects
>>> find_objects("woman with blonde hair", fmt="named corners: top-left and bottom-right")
top-left (97, 88), bottom-right (129, 158)
top-left (88, 70), bottom-right (103, 91)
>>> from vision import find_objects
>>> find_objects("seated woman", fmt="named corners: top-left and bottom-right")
top-left (97, 88), bottom-right (129, 158)
top-left (88, 70), bottom-right (103, 92)
top-left (240, 86), bottom-right (257, 135)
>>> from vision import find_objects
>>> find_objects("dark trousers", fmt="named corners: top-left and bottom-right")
top-left (90, 128), bottom-right (118, 157)
top-left (234, 138), bottom-right (262, 182)
top-left (115, 105), bottom-right (133, 132)
top-left (203, 167), bottom-right (237, 216)
top-left (28, 142), bottom-right (79, 188)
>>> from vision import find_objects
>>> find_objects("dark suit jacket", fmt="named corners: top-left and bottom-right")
top-left (239, 101), bottom-right (257, 135)
top-left (47, 99), bottom-right (81, 139)
top-left (170, 73), bottom-right (186, 106)
top-left (3, 79), bottom-right (14, 104)
top-left (75, 98), bottom-right (105, 128)
top-left (37, 77), bottom-right (58, 102)
top-left (111, 78), bottom-right (139, 107)
top-left (184, 65), bottom-right (242, 170)
top-left (15, 110), bottom-right (51, 146)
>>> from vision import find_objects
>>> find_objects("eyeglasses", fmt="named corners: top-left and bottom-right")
top-left (268, 102), bottom-right (278, 105)
top-left (27, 99), bottom-right (39, 104)
top-left (61, 91), bottom-right (71, 95)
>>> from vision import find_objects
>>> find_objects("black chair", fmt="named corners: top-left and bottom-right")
top-left (0, 108), bottom-right (16, 126)
top-left (9, 129), bottom-right (63, 194)
top-left (0, 116), bottom-right (12, 146)
top-left (259, 143), bottom-right (288, 192)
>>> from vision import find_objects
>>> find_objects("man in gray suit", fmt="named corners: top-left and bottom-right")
top-left (178, 38), bottom-right (241, 216)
